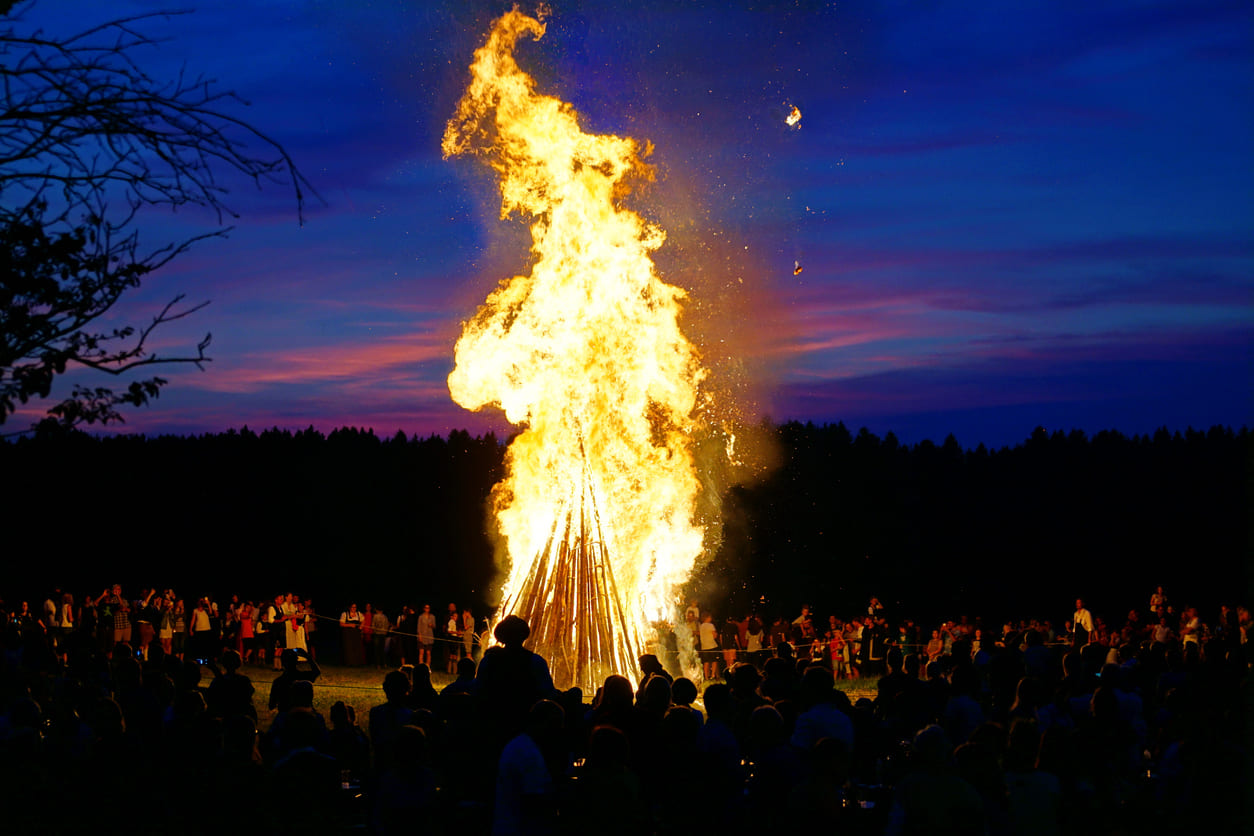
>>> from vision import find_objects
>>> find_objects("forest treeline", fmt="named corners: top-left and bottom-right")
top-left (3, 422), bottom-right (1248, 626)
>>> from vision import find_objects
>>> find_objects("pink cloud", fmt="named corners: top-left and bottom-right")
top-left (187, 332), bottom-right (453, 394)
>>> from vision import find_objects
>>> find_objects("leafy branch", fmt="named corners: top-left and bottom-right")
top-left (0, 3), bottom-right (320, 432)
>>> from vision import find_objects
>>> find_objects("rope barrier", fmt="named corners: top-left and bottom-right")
top-left (299, 610), bottom-right (487, 647)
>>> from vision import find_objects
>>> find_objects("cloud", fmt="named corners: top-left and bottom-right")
top-left (186, 332), bottom-right (454, 395)
top-left (771, 322), bottom-right (1251, 425)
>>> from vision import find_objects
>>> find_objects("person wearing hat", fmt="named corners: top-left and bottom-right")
top-left (473, 615), bottom-right (557, 750)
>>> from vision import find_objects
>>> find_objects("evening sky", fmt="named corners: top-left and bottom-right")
top-left (10, 0), bottom-right (1252, 448)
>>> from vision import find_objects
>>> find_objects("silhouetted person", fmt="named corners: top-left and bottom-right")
top-left (369, 669), bottom-right (414, 778)
top-left (792, 664), bottom-right (854, 750)
top-left (405, 662), bottom-right (439, 712)
top-left (440, 655), bottom-right (477, 704)
top-left (560, 724), bottom-right (646, 836)
top-left (326, 700), bottom-right (370, 783)
top-left (205, 648), bottom-right (256, 721)
top-left (268, 709), bottom-right (340, 833)
top-left (884, 724), bottom-right (984, 835)
top-left (474, 615), bottom-right (556, 751)
top-left (268, 647), bottom-right (319, 713)
top-left (493, 699), bottom-right (565, 836)
top-left (635, 653), bottom-right (672, 700)
top-left (372, 724), bottom-right (440, 836)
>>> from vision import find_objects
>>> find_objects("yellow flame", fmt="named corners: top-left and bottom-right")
top-left (443, 9), bottom-right (708, 688)
top-left (785, 104), bottom-right (802, 127)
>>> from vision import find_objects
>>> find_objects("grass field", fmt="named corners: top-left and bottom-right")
top-left (244, 663), bottom-right (404, 730)
top-left (240, 662), bottom-right (878, 731)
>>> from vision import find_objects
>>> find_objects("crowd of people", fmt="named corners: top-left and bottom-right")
top-left (0, 584), bottom-right (1248, 835)
top-left (13, 586), bottom-right (483, 673)
top-left (676, 589), bottom-right (1247, 685)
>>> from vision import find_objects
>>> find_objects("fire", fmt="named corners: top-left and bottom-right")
top-left (443, 9), bottom-right (709, 690)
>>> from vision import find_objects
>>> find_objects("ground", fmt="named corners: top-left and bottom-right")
top-left (235, 662), bottom-right (878, 731)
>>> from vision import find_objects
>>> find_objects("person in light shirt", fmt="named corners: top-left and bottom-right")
top-left (1152, 614), bottom-right (1175, 644)
top-left (283, 592), bottom-right (307, 654)
top-left (698, 612), bottom-right (719, 681)
top-left (416, 604), bottom-right (436, 667)
top-left (191, 598), bottom-right (214, 661)
top-left (1180, 606), bottom-right (1201, 645)
top-left (1071, 599), bottom-right (1094, 646)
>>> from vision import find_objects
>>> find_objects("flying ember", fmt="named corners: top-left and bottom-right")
top-left (442, 8), bottom-right (710, 691)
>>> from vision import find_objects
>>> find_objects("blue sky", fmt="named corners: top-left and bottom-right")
top-left (9, 0), bottom-right (1251, 448)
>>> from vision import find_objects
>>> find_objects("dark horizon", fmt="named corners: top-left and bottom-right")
top-left (5, 420), bottom-right (1247, 630)
top-left (10, 414), bottom-right (1250, 455)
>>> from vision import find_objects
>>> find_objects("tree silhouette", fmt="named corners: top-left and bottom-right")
top-left (0, 4), bottom-right (315, 432)
top-left (0, 422), bottom-right (1245, 623)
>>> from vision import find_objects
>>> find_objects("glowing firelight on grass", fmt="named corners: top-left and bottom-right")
top-left (442, 8), bottom-right (710, 691)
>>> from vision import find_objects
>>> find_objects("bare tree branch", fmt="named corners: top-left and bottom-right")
top-left (0, 3), bottom-right (319, 431)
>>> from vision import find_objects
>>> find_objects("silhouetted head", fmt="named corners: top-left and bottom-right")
top-left (284, 709), bottom-right (322, 750)
top-left (911, 724), bottom-right (953, 771)
top-left (330, 700), bottom-right (354, 727)
top-left (382, 670), bottom-right (410, 701)
top-left (763, 656), bottom-right (792, 680)
top-left (89, 698), bottom-right (125, 740)
top-left (638, 653), bottom-right (665, 677)
top-left (800, 664), bottom-right (835, 706)
top-left (811, 736), bottom-right (851, 781)
top-left (586, 724), bottom-right (630, 769)
top-left (411, 663), bottom-right (434, 691)
top-left (747, 704), bottom-right (786, 751)
top-left (640, 674), bottom-right (672, 712)
top-left (903, 654), bottom-right (920, 677)
top-left (703, 682), bottom-right (732, 719)
top-left (290, 679), bottom-right (314, 709)
top-left (671, 677), bottom-right (698, 706)
top-left (1012, 676), bottom-right (1042, 711)
top-left (661, 705), bottom-right (701, 748)
top-left (559, 687), bottom-right (583, 722)
top-left (222, 714), bottom-right (258, 760)
top-left (525, 698), bottom-right (564, 742)
top-left (598, 674), bottom-right (634, 712)
top-left (1090, 685), bottom-right (1119, 724)
top-left (1100, 663), bottom-right (1122, 688)
top-left (394, 724), bottom-right (429, 770)
top-left (1005, 718), bottom-right (1041, 772)
top-left (494, 615), bottom-right (530, 647)
top-left (220, 648), bottom-right (242, 672)
top-left (732, 662), bottom-right (761, 694)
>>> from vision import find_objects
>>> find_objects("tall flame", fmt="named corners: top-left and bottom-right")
top-left (443, 8), bottom-right (708, 690)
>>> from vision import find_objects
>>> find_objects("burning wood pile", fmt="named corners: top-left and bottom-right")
top-left (442, 9), bottom-right (714, 690)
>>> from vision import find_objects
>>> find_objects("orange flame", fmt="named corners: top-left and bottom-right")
top-left (443, 9), bottom-right (709, 689)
